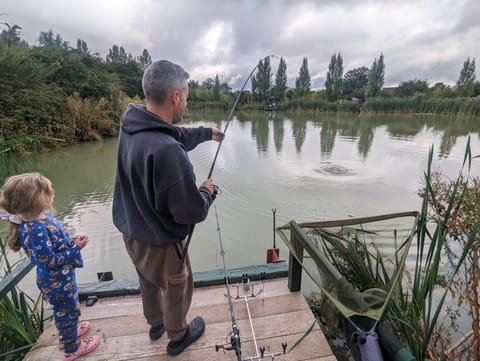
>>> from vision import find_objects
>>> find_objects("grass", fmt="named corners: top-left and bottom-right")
top-left (0, 237), bottom-right (44, 360)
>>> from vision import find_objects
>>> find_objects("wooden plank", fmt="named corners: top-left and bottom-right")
top-left (25, 278), bottom-right (336, 361)
top-left (77, 261), bottom-right (288, 300)
top-left (38, 292), bottom-right (308, 346)
top-left (77, 278), bottom-right (294, 320)
top-left (27, 312), bottom-right (330, 361)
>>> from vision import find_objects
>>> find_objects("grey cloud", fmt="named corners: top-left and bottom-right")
top-left (1, 0), bottom-right (479, 88)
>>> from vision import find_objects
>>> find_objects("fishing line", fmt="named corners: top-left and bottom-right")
top-left (177, 55), bottom-right (277, 273)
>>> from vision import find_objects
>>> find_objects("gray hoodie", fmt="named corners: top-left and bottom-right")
top-left (112, 104), bottom-right (213, 246)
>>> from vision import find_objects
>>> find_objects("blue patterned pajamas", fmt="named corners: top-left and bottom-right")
top-left (19, 214), bottom-right (84, 353)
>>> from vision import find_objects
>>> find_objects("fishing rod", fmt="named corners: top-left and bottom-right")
top-left (213, 205), bottom-right (242, 361)
top-left (177, 55), bottom-right (277, 273)
top-left (213, 204), bottom-right (287, 360)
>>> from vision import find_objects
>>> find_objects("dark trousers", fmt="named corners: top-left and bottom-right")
top-left (123, 236), bottom-right (193, 341)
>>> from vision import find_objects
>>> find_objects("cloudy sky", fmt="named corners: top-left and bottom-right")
top-left (2, 0), bottom-right (479, 89)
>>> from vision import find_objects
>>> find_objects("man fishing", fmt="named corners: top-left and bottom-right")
top-left (112, 60), bottom-right (224, 356)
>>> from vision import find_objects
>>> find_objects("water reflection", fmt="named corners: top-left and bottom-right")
top-left (226, 112), bottom-right (480, 160)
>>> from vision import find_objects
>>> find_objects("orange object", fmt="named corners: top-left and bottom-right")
top-left (266, 248), bottom-right (280, 263)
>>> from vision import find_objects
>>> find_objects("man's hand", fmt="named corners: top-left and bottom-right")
top-left (200, 178), bottom-right (214, 194)
top-left (211, 128), bottom-right (224, 142)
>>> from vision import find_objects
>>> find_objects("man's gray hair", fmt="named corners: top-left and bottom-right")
top-left (142, 60), bottom-right (189, 105)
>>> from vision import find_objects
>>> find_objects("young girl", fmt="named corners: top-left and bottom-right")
top-left (0, 172), bottom-right (100, 361)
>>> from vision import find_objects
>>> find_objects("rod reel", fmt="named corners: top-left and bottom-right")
top-left (226, 273), bottom-right (266, 300)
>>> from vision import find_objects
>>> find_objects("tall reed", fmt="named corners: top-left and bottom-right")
top-left (0, 237), bottom-right (44, 360)
top-left (306, 139), bottom-right (479, 360)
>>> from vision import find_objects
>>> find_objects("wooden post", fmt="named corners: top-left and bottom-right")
top-left (288, 221), bottom-right (304, 292)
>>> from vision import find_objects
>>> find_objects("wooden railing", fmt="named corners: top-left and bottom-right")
top-left (0, 259), bottom-right (34, 299)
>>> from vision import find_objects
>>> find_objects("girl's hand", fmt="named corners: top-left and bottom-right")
top-left (74, 235), bottom-right (89, 249)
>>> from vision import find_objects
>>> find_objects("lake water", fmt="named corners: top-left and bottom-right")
top-left (1, 111), bottom-right (479, 287)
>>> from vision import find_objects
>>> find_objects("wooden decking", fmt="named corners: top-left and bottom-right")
top-left (24, 278), bottom-right (335, 360)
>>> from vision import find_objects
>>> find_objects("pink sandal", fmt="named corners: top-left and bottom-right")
top-left (59, 321), bottom-right (91, 349)
top-left (64, 335), bottom-right (100, 361)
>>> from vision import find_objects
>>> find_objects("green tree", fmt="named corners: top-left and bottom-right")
top-left (273, 57), bottom-right (287, 100)
top-left (325, 53), bottom-right (344, 102)
top-left (365, 53), bottom-right (385, 98)
top-left (189, 80), bottom-right (200, 101)
top-left (252, 57), bottom-right (271, 103)
top-left (137, 49), bottom-right (152, 70)
top-left (0, 23), bottom-right (23, 47)
top-left (38, 30), bottom-right (68, 48)
top-left (107, 45), bottom-right (128, 63)
top-left (105, 61), bottom-right (143, 97)
top-left (343, 66), bottom-right (369, 99)
top-left (396, 79), bottom-right (429, 97)
top-left (431, 82), bottom-right (454, 98)
top-left (295, 57), bottom-right (310, 97)
top-left (76, 39), bottom-right (89, 54)
top-left (456, 57), bottom-right (476, 97)
top-left (213, 74), bottom-right (221, 101)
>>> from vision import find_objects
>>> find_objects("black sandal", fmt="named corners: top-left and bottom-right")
top-left (166, 316), bottom-right (205, 356)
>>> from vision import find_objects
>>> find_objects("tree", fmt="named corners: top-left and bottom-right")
top-left (137, 49), bottom-right (152, 70)
top-left (431, 82), bottom-right (454, 98)
top-left (213, 74), bottom-right (221, 101)
top-left (107, 45), bottom-right (128, 63)
top-left (76, 39), bottom-right (89, 54)
top-left (396, 79), bottom-right (429, 97)
top-left (365, 53), bottom-right (385, 98)
top-left (252, 57), bottom-right (271, 103)
top-left (295, 57), bottom-right (310, 97)
top-left (343, 67), bottom-right (369, 99)
top-left (273, 57), bottom-right (287, 100)
top-left (39, 30), bottom-right (68, 48)
top-left (456, 57), bottom-right (476, 97)
top-left (325, 53), bottom-right (344, 102)
top-left (0, 23), bottom-right (22, 47)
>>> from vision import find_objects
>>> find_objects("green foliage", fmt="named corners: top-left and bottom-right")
top-left (362, 96), bottom-right (480, 116)
top-left (0, 23), bottom-right (154, 153)
top-left (137, 49), bottom-right (152, 70)
top-left (213, 74), bottom-right (221, 101)
top-left (325, 53), bottom-right (344, 102)
top-left (0, 23), bottom-right (23, 47)
top-left (365, 53), bottom-right (385, 98)
top-left (301, 141), bottom-right (479, 360)
top-left (395, 79), bottom-right (430, 97)
top-left (188, 78), bottom-right (233, 104)
top-left (0, 237), bottom-right (44, 360)
top-left (431, 82), bottom-right (455, 98)
top-left (391, 141), bottom-right (480, 360)
top-left (252, 57), bottom-right (272, 103)
top-left (295, 57), bottom-right (311, 97)
top-left (105, 61), bottom-right (143, 98)
top-left (106, 44), bottom-right (129, 63)
top-left (277, 98), bottom-right (357, 113)
top-left (38, 29), bottom-right (68, 49)
top-left (273, 57), bottom-right (287, 100)
top-left (456, 57), bottom-right (476, 97)
top-left (343, 67), bottom-right (368, 99)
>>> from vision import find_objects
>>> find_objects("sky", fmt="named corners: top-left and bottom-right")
top-left (1, 0), bottom-right (479, 90)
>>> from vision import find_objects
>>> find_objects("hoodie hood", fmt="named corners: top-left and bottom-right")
top-left (121, 103), bottom-right (178, 137)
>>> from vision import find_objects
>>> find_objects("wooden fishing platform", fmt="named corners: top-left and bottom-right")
top-left (24, 277), bottom-right (335, 361)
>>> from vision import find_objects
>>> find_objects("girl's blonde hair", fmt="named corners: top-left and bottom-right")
top-left (0, 172), bottom-right (54, 251)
